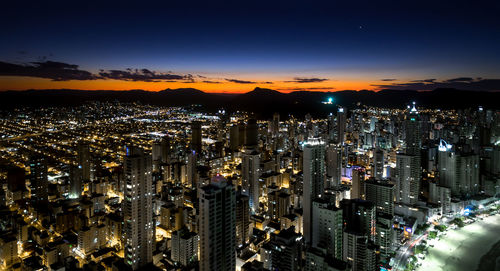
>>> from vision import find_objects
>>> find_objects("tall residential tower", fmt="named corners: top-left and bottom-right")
top-left (123, 147), bottom-right (154, 270)
top-left (303, 138), bottom-right (326, 244)
top-left (199, 176), bottom-right (236, 271)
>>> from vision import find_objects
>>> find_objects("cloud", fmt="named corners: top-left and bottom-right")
top-left (99, 69), bottom-right (190, 82)
top-left (0, 60), bottom-right (196, 83)
top-left (445, 77), bottom-right (474, 82)
top-left (285, 77), bottom-right (329, 83)
top-left (225, 78), bottom-right (256, 84)
top-left (410, 79), bottom-right (436, 83)
top-left (373, 78), bottom-right (500, 92)
top-left (0, 60), bottom-right (98, 81)
top-left (278, 87), bottom-right (335, 91)
top-left (224, 78), bottom-right (274, 84)
top-left (381, 78), bottom-right (397, 81)
top-left (202, 80), bottom-right (221, 84)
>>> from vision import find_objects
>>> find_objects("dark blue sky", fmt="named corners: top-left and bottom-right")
top-left (2, 0), bottom-right (500, 92)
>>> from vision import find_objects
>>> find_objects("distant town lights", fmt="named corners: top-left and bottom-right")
top-left (410, 101), bottom-right (418, 114)
top-left (322, 97), bottom-right (334, 104)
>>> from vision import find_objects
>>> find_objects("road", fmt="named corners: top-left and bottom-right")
top-left (392, 232), bottom-right (427, 271)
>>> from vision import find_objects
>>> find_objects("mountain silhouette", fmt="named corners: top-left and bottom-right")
top-left (1, 87), bottom-right (498, 118)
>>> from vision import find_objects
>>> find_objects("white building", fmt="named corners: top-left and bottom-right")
top-left (342, 233), bottom-right (377, 271)
top-left (429, 182), bottom-right (451, 214)
top-left (77, 224), bottom-right (106, 256)
top-left (303, 138), bottom-right (326, 244)
top-left (373, 149), bottom-right (384, 180)
top-left (123, 146), bottom-right (154, 270)
top-left (312, 199), bottom-right (343, 260)
top-left (199, 176), bottom-right (236, 271)
top-left (395, 154), bottom-right (420, 205)
top-left (171, 228), bottom-right (199, 267)
top-left (438, 150), bottom-right (479, 197)
top-left (364, 179), bottom-right (395, 259)
top-left (365, 179), bottom-right (394, 216)
top-left (242, 148), bottom-right (260, 213)
top-left (326, 144), bottom-right (342, 187)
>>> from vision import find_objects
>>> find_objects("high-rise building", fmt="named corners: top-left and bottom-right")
top-left (395, 102), bottom-right (422, 205)
top-left (199, 176), bottom-right (236, 271)
top-left (69, 165), bottom-right (83, 199)
top-left (242, 148), bottom-right (260, 213)
top-left (236, 192), bottom-right (250, 246)
top-left (405, 102), bottom-right (421, 156)
top-left (364, 179), bottom-right (394, 216)
top-left (238, 121), bottom-right (246, 147)
top-left (191, 121), bottom-right (202, 154)
top-left (341, 199), bottom-right (376, 240)
top-left (373, 149), bottom-right (384, 179)
top-left (123, 146), bottom-right (154, 270)
top-left (341, 199), bottom-right (378, 271)
top-left (326, 144), bottom-right (342, 187)
top-left (268, 189), bottom-right (291, 221)
top-left (161, 135), bottom-right (171, 164)
top-left (305, 247), bottom-right (350, 271)
top-left (429, 182), bottom-right (451, 214)
top-left (395, 154), bottom-right (420, 205)
top-left (152, 140), bottom-right (162, 172)
top-left (187, 150), bottom-right (198, 188)
top-left (327, 113), bottom-right (336, 142)
top-left (351, 167), bottom-right (365, 199)
top-left (375, 212), bottom-right (393, 260)
top-left (0, 235), bottom-right (18, 269)
top-left (342, 233), bottom-right (378, 271)
top-left (369, 117), bottom-right (377, 133)
top-left (337, 107), bottom-right (346, 145)
top-left (261, 227), bottom-right (302, 271)
top-left (229, 124), bottom-right (240, 151)
top-left (77, 224), bottom-right (106, 256)
top-left (311, 199), bottom-right (343, 260)
top-left (245, 119), bottom-right (259, 148)
top-left (482, 146), bottom-right (500, 176)
top-left (29, 155), bottom-right (49, 208)
top-left (77, 142), bottom-right (91, 182)
top-left (171, 227), bottom-right (199, 267)
top-left (364, 179), bottom-right (395, 259)
top-left (271, 112), bottom-right (280, 137)
top-left (438, 149), bottom-right (480, 197)
top-left (303, 138), bottom-right (326, 244)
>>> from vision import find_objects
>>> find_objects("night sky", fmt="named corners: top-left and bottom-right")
top-left (2, 0), bottom-right (500, 93)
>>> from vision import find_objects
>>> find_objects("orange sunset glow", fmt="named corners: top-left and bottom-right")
top-left (0, 76), bottom-right (379, 93)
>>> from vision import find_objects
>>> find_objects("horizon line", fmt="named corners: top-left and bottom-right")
top-left (0, 87), bottom-right (487, 94)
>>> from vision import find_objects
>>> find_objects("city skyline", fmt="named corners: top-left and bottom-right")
top-left (1, 1), bottom-right (500, 271)
top-left (0, 100), bottom-right (499, 271)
